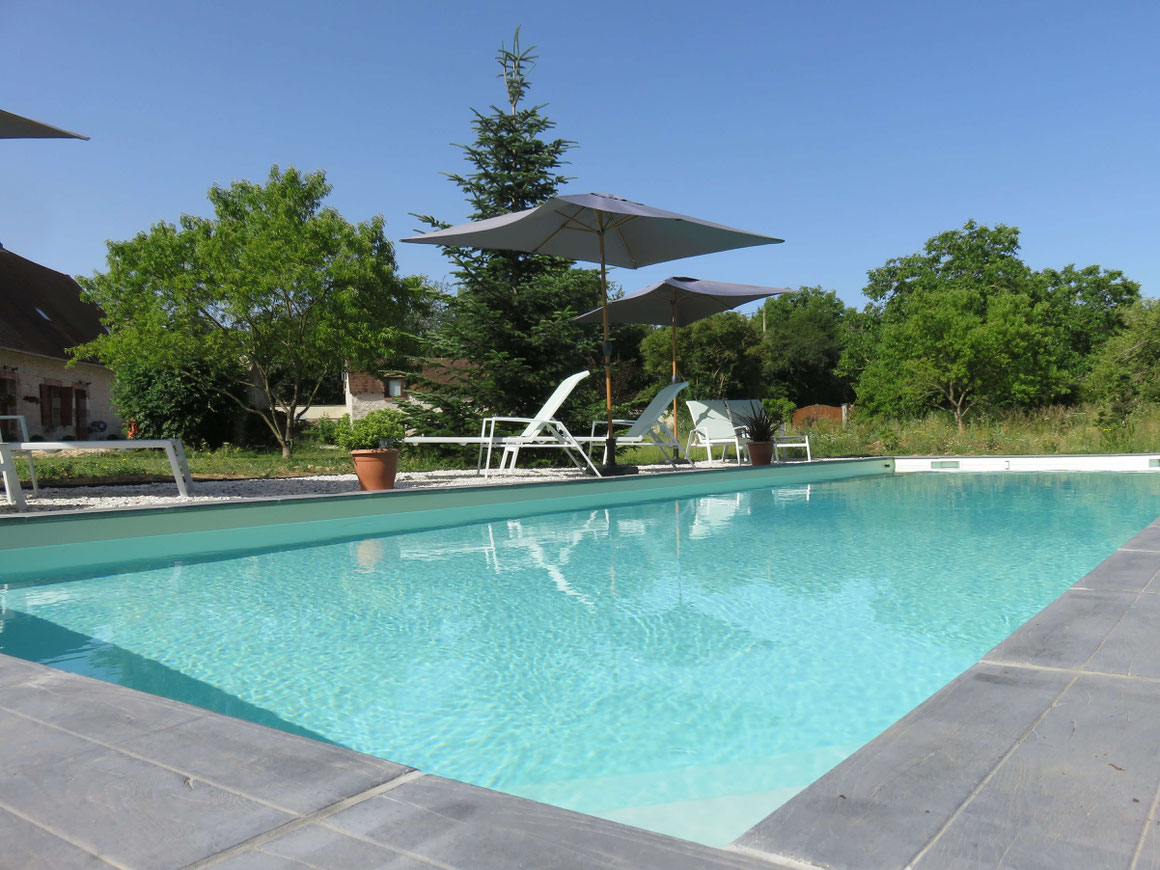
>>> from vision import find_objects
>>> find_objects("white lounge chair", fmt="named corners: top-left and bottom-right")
top-left (482, 371), bottom-right (600, 476)
top-left (581, 381), bottom-right (691, 466)
top-left (724, 399), bottom-right (763, 425)
top-left (716, 400), bottom-right (814, 463)
top-left (0, 415), bottom-right (37, 497)
top-left (685, 400), bottom-right (746, 464)
top-left (774, 430), bottom-right (812, 462)
top-left (403, 370), bottom-right (599, 477)
top-left (728, 401), bottom-right (812, 462)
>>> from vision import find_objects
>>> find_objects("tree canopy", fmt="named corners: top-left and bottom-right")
top-left (1085, 299), bottom-right (1160, 412)
top-left (76, 166), bottom-right (428, 457)
top-left (407, 30), bottom-right (641, 438)
top-left (758, 287), bottom-right (856, 407)
top-left (641, 312), bottom-right (761, 400)
top-left (849, 221), bottom-right (1139, 428)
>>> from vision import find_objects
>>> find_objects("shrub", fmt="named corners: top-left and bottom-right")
top-left (315, 414), bottom-right (345, 445)
top-left (112, 362), bottom-right (238, 447)
top-left (335, 410), bottom-right (406, 451)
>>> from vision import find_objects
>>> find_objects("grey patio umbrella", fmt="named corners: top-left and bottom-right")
top-left (575, 277), bottom-right (795, 438)
top-left (402, 192), bottom-right (783, 473)
top-left (0, 109), bottom-right (88, 140)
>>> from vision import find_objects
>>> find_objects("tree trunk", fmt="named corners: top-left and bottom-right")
top-left (281, 411), bottom-right (294, 461)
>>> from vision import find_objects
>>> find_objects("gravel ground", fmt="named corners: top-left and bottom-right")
top-left (1, 460), bottom-right (735, 514)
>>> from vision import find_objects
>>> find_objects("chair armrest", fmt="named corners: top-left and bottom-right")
top-left (484, 416), bottom-right (543, 425)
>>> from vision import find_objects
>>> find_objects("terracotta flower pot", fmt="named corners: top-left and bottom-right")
top-left (350, 448), bottom-right (399, 491)
top-left (747, 441), bottom-right (774, 466)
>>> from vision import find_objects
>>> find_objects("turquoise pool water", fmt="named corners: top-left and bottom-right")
top-left (2, 472), bottom-right (1158, 846)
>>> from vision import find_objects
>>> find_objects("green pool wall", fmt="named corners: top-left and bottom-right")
top-left (0, 459), bottom-right (893, 580)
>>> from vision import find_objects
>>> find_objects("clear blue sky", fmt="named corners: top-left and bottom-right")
top-left (4, 0), bottom-right (1157, 310)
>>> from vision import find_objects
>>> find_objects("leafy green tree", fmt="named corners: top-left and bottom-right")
top-left (757, 287), bottom-right (855, 406)
top-left (1038, 264), bottom-right (1140, 383)
top-left (76, 166), bottom-right (427, 458)
top-left (853, 222), bottom-right (1070, 429)
top-left (408, 31), bottom-right (626, 437)
top-left (1086, 299), bottom-right (1160, 412)
top-left (864, 221), bottom-right (1032, 315)
top-left (641, 312), bottom-right (762, 399)
top-left (856, 285), bottom-right (1064, 430)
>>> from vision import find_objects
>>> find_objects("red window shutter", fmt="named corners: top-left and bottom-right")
top-left (40, 384), bottom-right (51, 427)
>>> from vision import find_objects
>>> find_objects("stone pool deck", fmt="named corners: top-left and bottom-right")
top-left (4, 514), bottom-right (1160, 867)
top-left (0, 653), bottom-right (781, 869)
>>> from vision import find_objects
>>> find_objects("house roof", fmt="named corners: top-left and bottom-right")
top-left (0, 246), bottom-right (107, 362)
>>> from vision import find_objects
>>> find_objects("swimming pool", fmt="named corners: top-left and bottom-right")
top-left (2, 471), bottom-right (1157, 847)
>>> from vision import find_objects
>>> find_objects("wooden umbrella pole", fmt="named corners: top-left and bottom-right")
top-left (600, 227), bottom-right (616, 464)
top-left (671, 316), bottom-right (679, 442)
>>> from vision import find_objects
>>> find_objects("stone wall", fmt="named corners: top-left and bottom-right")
top-left (344, 371), bottom-right (407, 420)
top-left (0, 349), bottom-right (121, 440)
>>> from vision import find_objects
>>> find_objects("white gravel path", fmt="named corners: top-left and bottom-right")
top-left (1, 461), bottom-right (734, 514)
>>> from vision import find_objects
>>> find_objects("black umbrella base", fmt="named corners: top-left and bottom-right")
top-left (599, 463), bottom-right (639, 476)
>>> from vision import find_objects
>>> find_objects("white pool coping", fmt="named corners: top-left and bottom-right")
top-left (894, 452), bottom-right (1160, 473)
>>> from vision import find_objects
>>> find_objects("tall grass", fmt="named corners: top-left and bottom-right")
top-left (808, 404), bottom-right (1160, 458)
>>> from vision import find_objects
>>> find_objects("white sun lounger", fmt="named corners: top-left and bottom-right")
top-left (685, 400), bottom-right (746, 464)
top-left (578, 381), bottom-right (690, 465)
top-left (403, 370), bottom-right (599, 477)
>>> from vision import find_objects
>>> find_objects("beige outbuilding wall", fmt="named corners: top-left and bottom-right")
top-left (0, 348), bottom-right (121, 440)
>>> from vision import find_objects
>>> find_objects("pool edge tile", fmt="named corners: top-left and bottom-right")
top-left (731, 663), bottom-right (1072, 870)
top-left (324, 774), bottom-right (787, 870)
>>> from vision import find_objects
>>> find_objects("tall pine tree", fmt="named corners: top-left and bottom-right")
top-left (408, 31), bottom-right (637, 438)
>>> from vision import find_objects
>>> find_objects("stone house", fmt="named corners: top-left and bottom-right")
top-left (0, 245), bottom-right (121, 441)
top-left (343, 360), bottom-right (476, 420)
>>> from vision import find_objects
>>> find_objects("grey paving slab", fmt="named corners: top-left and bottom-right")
top-left (123, 711), bottom-right (410, 815)
top-left (214, 825), bottom-right (435, 869)
top-left (326, 775), bottom-right (784, 870)
top-left (207, 853), bottom-right (316, 870)
top-left (911, 673), bottom-right (1160, 870)
top-left (0, 652), bottom-right (58, 688)
top-left (0, 665), bottom-right (203, 744)
top-left (1085, 592), bottom-right (1160, 678)
top-left (1133, 803), bottom-right (1160, 870)
top-left (1121, 524), bottom-right (1160, 552)
top-left (0, 705), bottom-right (106, 775)
top-left (983, 587), bottom-right (1135, 670)
top-left (732, 663), bottom-right (1071, 870)
top-left (0, 806), bottom-right (115, 869)
top-left (0, 739), bottom-right (294, 868)
top-left (1072, 548), bottom-right (1160, 593)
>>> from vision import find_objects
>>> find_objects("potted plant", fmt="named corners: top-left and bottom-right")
top-left (735, 405), bottom-right (781, 466)
top-left (335, 410), bottom-right (406, 491)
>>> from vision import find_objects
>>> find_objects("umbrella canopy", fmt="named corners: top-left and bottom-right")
top-left (402, 192), bottom-right (782, 266)
top-left (575, 277), bottom-right (795, 437)
top-left (574, 276), bottom-right (792, 327)
top-left (0, 109), bottom-right (88, 140)
top-left (401, 192), bottom-right (782, 470)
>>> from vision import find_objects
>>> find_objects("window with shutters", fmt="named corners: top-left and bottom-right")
top-left (39, 384), bottom-right (74, 430)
